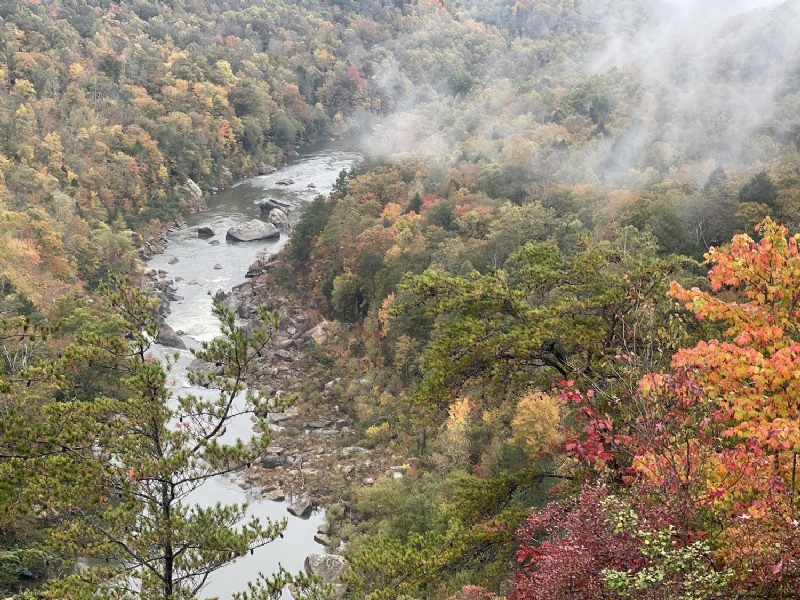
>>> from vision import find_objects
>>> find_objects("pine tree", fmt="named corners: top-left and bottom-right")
top-left (2, 277), bottom-right (320, 599)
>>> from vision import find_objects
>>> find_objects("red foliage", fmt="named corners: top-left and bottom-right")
top-left (510, 484), bottom-right (641, 600)
top-left (345, 66), bottom-right (368, 90)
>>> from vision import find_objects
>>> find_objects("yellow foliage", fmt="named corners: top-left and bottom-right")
top-left (365, 421), bottom-right (390, 443)
top-left (68, 62), bottom-right (85, 80)
top-left (510, 391), bottom-right (563, 458)
top-left (380, 202), bottom-right (403, 225)
top-left (378, 292), bottom-right (396, 333)
top-left (444, 397), bottom-right (476, 454)
top-left (446, 397), bottom-right (475, 434)
top-left (12, 79), bottom-right (36, 98)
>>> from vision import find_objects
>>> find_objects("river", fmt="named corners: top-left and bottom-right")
top-left (145, 140), bottom-right (361, 599)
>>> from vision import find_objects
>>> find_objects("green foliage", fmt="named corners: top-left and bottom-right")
top-left (389, 232), bottom-right (690, 421)
top-left (343, 469), bottom-right (534, 600)
top-left (0, 549), bottom-right (48, 593)
top-left (601, 497), bottom-right (734, 600)
top-left (1, 277), bottom-right (290, 599)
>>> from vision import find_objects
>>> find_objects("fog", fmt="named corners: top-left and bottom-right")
top-left (355, 0), bottom-right (800, 187)
top-left (589, 0), bottom-right (800, 179)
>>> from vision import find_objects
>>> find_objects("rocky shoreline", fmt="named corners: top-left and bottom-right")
top-left (215, 253), bottom-right (389, 508)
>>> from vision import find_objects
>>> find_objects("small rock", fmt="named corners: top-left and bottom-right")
top-left (318, 523), bottom-right (331, 535)
top-left (340, 446), bottom-right (368, 457)
top-left (197, 226), bottom-right (215, 237)
top-left (307, 418), bottom-right (333, 429)
top-left (168, 256), bottom-right (179, 265)
top-left (276, 178), bottom-right (294, 186)
top-left (214, 263), bottom-right (223, 270)
top-left (263, 489), bottom-right (286, 502)
top-left (288, 496), bottom-right (312, 518)
top-left (314, 533), bottom-right (332, 546)
top-left (362, 477), bottom-right (375, 486)
top-left (209, 240), bottom-right (220, 246)
top-left (274, 349), bottom-right (294, 362)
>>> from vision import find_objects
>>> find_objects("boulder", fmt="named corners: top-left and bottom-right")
top-left (187, 359), bottom-right (224, 377)
top-left (197, 226), bottom-right (215, 237)
top-left (304, 321), bottom-right (330, 345)
top-left (288, 495), bottom-right (312, 518)
top-left (277, 338), bottom-right (296, 351)
top-left (156, 323), bottom-right (186, 349)
top-left (261, 454), bottom-right (284, 469)
top-left (274, 349), bottom-right (294, 362)
top-left (304, 554), bottom-right (347, 584)
top-left (226, 220), bottom-right (280, 242)
top-left (269, 407), bottom-right (300, 423)
top-left (261, 446), bottom-right (285, 469)
top-left (182, 178), bottom-right (203, 201)
top-left (263, 488), bottom-right (285, 501)
top-left (258, 163), bottom-right (276, 175)
top-left (340, 446), bottom-right (368, 457)
top-left (314, 532), bottom-right (332, 546)
top-left (267, 208), bottom-right (289, 229)
top-left (259, 198), bottom-right (292, 216)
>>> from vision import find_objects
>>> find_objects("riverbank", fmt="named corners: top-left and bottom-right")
top-left (217, 253), bottom-right (389, 508)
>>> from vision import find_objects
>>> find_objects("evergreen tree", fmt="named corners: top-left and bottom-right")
top-left (1, 278), bottom-right (322, 599)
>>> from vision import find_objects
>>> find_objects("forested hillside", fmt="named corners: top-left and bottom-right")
top-left (3, 0), bottom-right (800, 598)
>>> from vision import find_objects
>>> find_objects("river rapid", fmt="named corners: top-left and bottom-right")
top-left (144, 140), bottom-right (361, 599)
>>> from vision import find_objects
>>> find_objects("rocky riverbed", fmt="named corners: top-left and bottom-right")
top-left (213, 253), bottom-right (390, 509)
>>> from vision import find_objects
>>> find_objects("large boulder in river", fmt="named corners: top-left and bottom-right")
top-left (226, 220), bottom-right (280, 242)
top-left (197, 226), bottom-right (214, 237)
